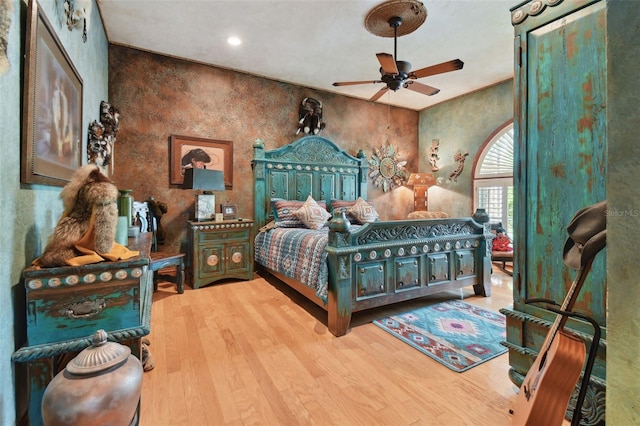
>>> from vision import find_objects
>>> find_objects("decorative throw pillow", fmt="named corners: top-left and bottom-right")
top-left (331, 199), bottom-right (376, 224)
top-left (348, 197), bottom-right (379, 224)
top-left (330, 199), bottom-right (357, 213)
top-left (294, 196), bottom-right (331, 230)
top-left (272, 198), bottom-right (326, 228)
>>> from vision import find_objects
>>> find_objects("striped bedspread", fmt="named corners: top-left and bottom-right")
top-left (254, 227), bottom-right (329, 300)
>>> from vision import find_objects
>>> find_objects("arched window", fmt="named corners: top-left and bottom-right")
top-left (473, 121), bottom-right (514, 236)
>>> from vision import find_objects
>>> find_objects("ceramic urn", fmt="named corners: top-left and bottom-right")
top-left (41, 329), bottom-right (143, 425)
top-left (472, 208), bottom-right (490, 224)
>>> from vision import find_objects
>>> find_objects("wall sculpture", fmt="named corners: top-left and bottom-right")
top-left (428, 139), bottom-right (440, 171)
top-left (87, 101), bottom-right (120, 175)
top-left (368, 144), bottom-right (408, 192)
top-left (449, 149), bottom-right (469, 182)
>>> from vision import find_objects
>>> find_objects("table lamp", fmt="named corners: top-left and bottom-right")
top-left (183, 168), bottom-right (225, 221)
top-left (406, 173), bottom-right (436, 211)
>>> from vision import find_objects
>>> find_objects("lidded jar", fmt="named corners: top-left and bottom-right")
top-left (117, 189), bottom-right (134, 226)
top-left (41, 330), bottom-right (143, 426)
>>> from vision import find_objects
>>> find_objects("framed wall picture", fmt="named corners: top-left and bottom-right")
top-left (170, 134), bottom-right (233, 187)
top-left (21, 0), bottom-right (84, 186)
top-left (221, 204), bottom-right (237, 220)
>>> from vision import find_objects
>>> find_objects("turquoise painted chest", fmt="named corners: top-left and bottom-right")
top-left (23, 261), bottom-right (147, 346)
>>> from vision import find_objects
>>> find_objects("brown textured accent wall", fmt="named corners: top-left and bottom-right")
top-left (108, 46), bottom-right (418, 252)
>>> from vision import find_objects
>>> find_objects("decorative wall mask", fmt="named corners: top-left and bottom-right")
top-left (368, 144), bottom-right (408, 192)
top-left (428, 139), bottom-right (440, 171)
top-left (296, 97), bottom-right (326, 135)
top-left (449, 149), bottom-right (469, 182)
top-left (63, 0), bottom-right (91, 42)
top-left (88, 101), bottom-right (120, 175)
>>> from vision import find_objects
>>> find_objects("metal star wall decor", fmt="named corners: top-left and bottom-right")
top-left (368, 144), bottom-right (408, 192)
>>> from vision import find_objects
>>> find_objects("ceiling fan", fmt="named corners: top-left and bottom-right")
top-left (332, 16), bottom-right (464, 102)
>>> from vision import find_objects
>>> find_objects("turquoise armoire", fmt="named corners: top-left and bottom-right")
top-left (501, 0), bottom-right (607, 424)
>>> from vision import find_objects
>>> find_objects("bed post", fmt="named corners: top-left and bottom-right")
top-left (252, 139), bottom-right (267, 228)
top-left (326, 259), bottom-right (352, 337)
top-left (356, 149), bottom-right (368, 199)
top-left (326, 211), bottom-right (353, 336)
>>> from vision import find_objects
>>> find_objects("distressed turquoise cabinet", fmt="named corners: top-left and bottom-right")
top-left (501, 1), bottom-right (607, 424)
top-left (187, 220), bottom-right (254, 289)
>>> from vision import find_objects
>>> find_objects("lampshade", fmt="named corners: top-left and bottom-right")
top-left (406, 173), bottom-right (436, 187)
top-left (183, 168), bottom-right (225, 222)
top-left (183, 168), bottom-right (225, 191)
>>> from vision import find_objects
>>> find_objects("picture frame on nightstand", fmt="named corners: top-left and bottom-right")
top-left (221, 204), bottom-right (237, 220)
top-left (195, 193), bottom-right (215, 221)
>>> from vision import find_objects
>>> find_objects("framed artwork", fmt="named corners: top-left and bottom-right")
top-left (221, 204), bottom-right (237, 220)
top-left (170, 134), bottom-right (233, 187)
top-left (21, 0), bottom-right (84, 186)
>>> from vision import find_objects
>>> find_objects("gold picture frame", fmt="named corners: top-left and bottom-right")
top-left (22, 0), bottom-right (84, 186)
top-left (169, 134), bottom-right (233, 187)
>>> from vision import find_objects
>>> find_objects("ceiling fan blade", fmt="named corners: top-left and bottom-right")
top-left (409, 59), bottom-right (464, 79)
top-left (333, 80), bottom-right (380, 87)
top-left (369, 87), bottom-right (389, 102)
top-left (376, 53), bottom-right (399, 75)
top-left (405, 81), bottom-right (441, 96)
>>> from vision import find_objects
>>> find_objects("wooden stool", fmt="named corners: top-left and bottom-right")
top-left (149, 252), bottom-right (185, 294)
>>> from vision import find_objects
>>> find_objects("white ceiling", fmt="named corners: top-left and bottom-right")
top-left (96, 0), bottom-right (515, 111)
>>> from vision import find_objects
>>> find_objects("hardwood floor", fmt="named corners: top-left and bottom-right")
top-left (140, 271), bottom-right (518, 425)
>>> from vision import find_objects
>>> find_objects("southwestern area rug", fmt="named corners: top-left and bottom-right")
top-left (373, 300), bottom-right (507, 373)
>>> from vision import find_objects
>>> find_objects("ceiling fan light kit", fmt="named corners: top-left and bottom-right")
top-left (333, 0), bottom-right (463, 103)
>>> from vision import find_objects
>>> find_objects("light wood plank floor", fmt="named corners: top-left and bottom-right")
top-left (141, 270), bottom-right (518, 425)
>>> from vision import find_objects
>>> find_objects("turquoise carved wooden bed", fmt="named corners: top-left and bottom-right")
top-left (252, 135), bottom-right (492, 336)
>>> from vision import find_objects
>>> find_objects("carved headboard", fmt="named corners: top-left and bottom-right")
top-left (252, 136), bottom-right (368, 229)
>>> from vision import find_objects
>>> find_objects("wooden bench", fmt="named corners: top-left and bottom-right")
top-left (149, 252), bottom-right (185, 293)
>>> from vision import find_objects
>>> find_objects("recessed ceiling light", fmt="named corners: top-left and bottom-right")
top-left (227, 36), bottom-right (242, 46)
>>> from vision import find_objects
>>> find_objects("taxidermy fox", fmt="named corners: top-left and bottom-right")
top-left (36, 165), bottom-right (119, 267)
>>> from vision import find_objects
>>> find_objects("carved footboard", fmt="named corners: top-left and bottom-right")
top-left (325, 215), bottom-right (491, 336)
